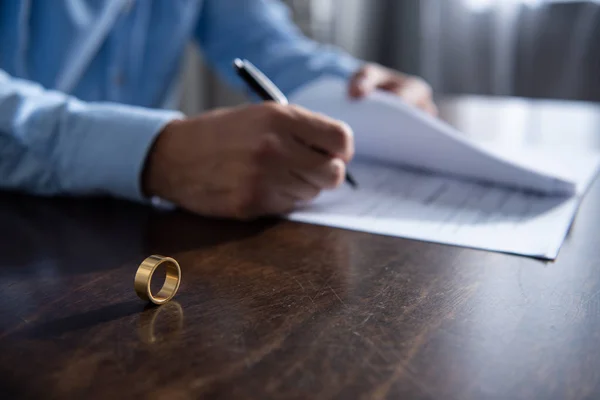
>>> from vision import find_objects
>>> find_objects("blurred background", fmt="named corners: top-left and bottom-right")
top-left (179, 0), bottom-right (600, 115)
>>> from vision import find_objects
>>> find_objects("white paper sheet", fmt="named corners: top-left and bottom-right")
top-left (287, 77), bottom-right (600, 259)
top-left (291, 77), bottom-right (576, 195)
top-left (288, 159), bottom-right (599, 259)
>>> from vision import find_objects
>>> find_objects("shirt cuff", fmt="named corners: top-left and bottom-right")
top-left (59, 102), bottom-right (184, 202)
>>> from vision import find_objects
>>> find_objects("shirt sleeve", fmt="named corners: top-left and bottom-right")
top-left (195, 0), bottom-right (364, 98)
top-left (0, 69), bottom-right (184, 202)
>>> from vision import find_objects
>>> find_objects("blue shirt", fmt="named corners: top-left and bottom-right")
top-left (0, 0), bottom-right (361, 202)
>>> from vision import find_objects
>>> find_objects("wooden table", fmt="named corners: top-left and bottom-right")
top-left (1, 97), bottom-right (600, 400)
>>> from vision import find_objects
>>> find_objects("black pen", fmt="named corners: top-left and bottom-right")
top-left (233, 58), bottom-right (357, 189)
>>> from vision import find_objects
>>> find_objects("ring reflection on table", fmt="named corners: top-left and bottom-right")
top-left (137, 301), bottom-right (184, 344)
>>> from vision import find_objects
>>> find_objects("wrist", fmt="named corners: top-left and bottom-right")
top-left (141, 119), bottom-right (184, 199)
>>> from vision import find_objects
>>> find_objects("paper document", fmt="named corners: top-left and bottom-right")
top-left (288, 78), bottom-right (600, 259)
top-left (289, 160), bottom-right (597, 259)
top-left (292, 78), bottom-right (576, 195)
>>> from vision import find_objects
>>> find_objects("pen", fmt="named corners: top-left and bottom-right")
top-left (233, 58), bottom-right (357, 189)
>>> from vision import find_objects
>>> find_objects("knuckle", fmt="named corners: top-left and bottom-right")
top-left (327, 159), bottom-right (346, 189)
top-left (341, 121), bottom-right (355, 159)
top-left (261, 101), bottom-right (281, 113)
top-left (252, 133), bottom-right (280, 162)
top-left (244, 103), bottom-right (264, 117)
top-left (286, 104), bottom-right (304, 114)
top-left (423, 83), bottom-right (433, 97)
top-left (284, 104), bottom-right (307, 121)
top-left (257, 102), bottom-right (285, 126)
top-left (331, 121), bottom-right (353, 154)
top-left (361, 64), bottom-right (376, 75)
top-left (413, 77), bottom-right (433, 97)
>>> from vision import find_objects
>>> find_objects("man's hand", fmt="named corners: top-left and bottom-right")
top-left (143, 103), bottom-right (353, 219)
top-left (349, 64), bottom-right (437, 116)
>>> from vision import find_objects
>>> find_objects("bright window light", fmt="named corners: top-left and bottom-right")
top-left (463, 0), bottom-right (493, 12)
top-left (462, 0), bottom-right (599, 12)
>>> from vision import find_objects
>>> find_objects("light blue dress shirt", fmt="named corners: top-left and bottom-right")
top-left (0, 0), bottom-right (361, 202)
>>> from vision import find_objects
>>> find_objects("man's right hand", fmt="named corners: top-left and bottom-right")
top-left (142, 103), bottom-right (354, 219)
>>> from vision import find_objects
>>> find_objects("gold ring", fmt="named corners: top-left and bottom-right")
top-left (134, 255), bottom-right (181, 305)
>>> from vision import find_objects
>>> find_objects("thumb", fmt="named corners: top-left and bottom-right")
top-left (348, 66), bottom-right (380, 98)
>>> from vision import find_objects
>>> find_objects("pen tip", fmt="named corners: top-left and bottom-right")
top-left (346, 173), bottom-right (358, 189)
top-left (233, 58), bottom-right (244, 68)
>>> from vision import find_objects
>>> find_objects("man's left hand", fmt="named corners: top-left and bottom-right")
top-left (349, 64), bottom-right (437, 117)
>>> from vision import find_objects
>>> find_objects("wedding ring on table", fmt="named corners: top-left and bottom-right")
top-left (134, 255), bottom-right (181, 305)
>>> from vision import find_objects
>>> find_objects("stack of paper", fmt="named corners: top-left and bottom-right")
top-left (288, 78), bottom-right (600, 259)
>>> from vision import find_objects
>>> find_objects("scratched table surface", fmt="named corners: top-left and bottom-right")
top-left (1, 96), bottom-right (600, 400)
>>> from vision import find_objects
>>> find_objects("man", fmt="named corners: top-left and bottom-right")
top-left (0, 0), bottom-right (436, 219)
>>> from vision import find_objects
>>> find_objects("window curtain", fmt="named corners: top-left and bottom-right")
top-left (326, 0), bottom-right (600, 102)
top-left (419, 0), bottom-right (600, 101)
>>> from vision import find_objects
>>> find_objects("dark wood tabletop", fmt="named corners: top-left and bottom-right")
top-left (1, 96), bottom-right (600, 400)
